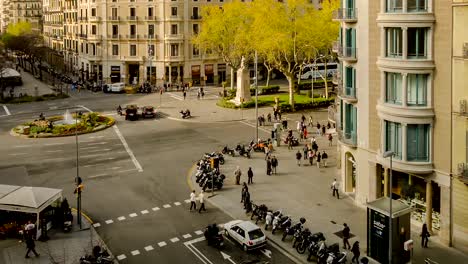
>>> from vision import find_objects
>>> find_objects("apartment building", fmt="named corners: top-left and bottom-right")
top-left (43, 0), bottom-right (64, 51)
top-left (334, 0), bottom-right (461, 248)
top-left (0, 0), bottom-right (43, 33)
top-left (58, 0), bottom-right (230, 86)
top-left (451, 0), bottom-right (468, 252)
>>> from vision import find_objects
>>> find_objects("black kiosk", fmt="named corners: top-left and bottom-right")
top-left (367, 197), bottom-right (413, 264)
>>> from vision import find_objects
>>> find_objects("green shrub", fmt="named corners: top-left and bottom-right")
top-left (297, 80), bottom-right (333, 90)
top-left (0, 93), bottom-right (70, 104)
top-left (278, 97), bottom-right (335, 112)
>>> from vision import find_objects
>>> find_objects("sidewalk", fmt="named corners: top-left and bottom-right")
top-left (189, 115), bottom-right (467, 264)
top-left (0, 211), bottom-right (114, 264)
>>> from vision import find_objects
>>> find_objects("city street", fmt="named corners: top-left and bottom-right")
top-left (0, 90), bottom-right (298, 263)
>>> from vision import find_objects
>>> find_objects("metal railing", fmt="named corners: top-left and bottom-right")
top-left (333, 8), bottom-right (357, 21)
top-left (343, 86), bottom-right (357, 99)
top-left (191, 15), bottom-right (202, 19)
top-left (145, 16), bottom-right (156, 20)
top-left (341, 46), bottom-right (357, 59)
top-left (127, 16), bottom-right (138, 21)
top-left (337, 129), bottom-right (357, 146)
top-left (127, 34), bottom-right (139, 39)
top-left (108, 16), bottom-right (120, 21)
top-left (328, 105), bottom-right (336, 123)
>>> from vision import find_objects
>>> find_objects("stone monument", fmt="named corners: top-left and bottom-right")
top-left (232, 56), bottom-right (251, 105)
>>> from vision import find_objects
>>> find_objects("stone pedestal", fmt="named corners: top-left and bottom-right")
top-left (232, 66), bottom-right (251, 105)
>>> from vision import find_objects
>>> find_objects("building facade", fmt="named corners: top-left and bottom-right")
top-left (57, 0), bottom-right (231, 86)
top-left (0, 0), bottom-right (43, 33)
top-left (334, 0), bottom-right (466, 250)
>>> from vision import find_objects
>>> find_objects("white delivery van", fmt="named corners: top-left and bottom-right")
top-left (109, 82), bottom-right (125, 93)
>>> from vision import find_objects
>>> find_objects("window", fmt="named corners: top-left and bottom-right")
top-left (171, 24), bottom-right (178, 35)
top-left (91, 8), bottom-right (96, 17)
top-left (91, 25), bottom-right (96, 35)
top-left (386, 0), bottom-right (402, 12)
top-left (407, 28), bottom-right (427, 59)
top-left (408, 0), bottom-right (427, 12)
top-left (111, 8), bottom-right (117, 18)
top-left (407, 124), bottom-right (429, 161)
top-left (148, 7), bottom-right (153, 17)
top-left (130, 8), bottom-right (135, 17)
top-left (407, 74), bottom-right (427, 106)
top-left (386, 28), bottom-right (402, 57)
top-left (130, 44), bottom-right (136, 56)
top-left (148, 44), bottom-right (155, 56)
top-left (193, 45), bottom-right (199, 56)
top-left (171, 7), bottom-right (177, 16)
top-left (112, 25), bottom-right (118, 35)
top-left (248, 229), bottom-right (264, 240)
top-left (111, 0), bottom-right (116, 2)
top-left (148, 24), bottom-right (154, 37)
top-left (193, 24), bottom-right (199, 35)
top-left (130, 25), bottom-right (136, 35)
top-left (385, 72), bottom-right (402, 104)
top-left (344, 28), bottom-right (356, 56)
top-left (170, 44), bottom-right (179, 56)
top-left (344, 66), bottom-right (356, 97)
top-left (112, 44), bottom-right (118, 55)
top-left (192, 7), bottom-right (199, 18)
top-left (385, 121), bottom-right (402, 159)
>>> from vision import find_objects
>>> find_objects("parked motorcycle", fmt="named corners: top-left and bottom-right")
top-left (307, 240), bottom-right (328, 261)
top-left (79, 246), bottom-right (113, 264)
top-left (235, 144), bottom-right (251, 158)
top-left (221, 146), bottom-right (235, 156)
top-left (272, 215), bottom-right (291, 234)
top-left (282, 217), bottom-right (306, 241)
top-left (250, 204), bottom-right (268, 224)
top-left (180, 109), bottom-right (191, 119)
top-left (204, 224), bottom-right (224, 249)
top-left (292, 228), bottom-right (311, 248)
top-left (202, 174), bottom-right (225, 191)
top-left (297, 232), bottom-right (325, 254)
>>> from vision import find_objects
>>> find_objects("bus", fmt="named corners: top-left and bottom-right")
top-left (297, 62), bottom-right (338, 80)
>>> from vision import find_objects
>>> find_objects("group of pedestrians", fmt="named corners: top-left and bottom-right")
top-left (295, 140), bottom-right (328, 168)
top-left (266, 156), bottom-right (279, 175)
top-left (189, 190), bottom-right (206, 213)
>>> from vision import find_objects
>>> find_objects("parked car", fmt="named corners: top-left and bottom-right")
top-left (223, 220), bottom-right (267, 251)
top-left (104, 82), bottom-right (125, 93)
top-left (141, 106), bottom-right (156, 118)
top-left (125, 105), bottom-right (139, 121)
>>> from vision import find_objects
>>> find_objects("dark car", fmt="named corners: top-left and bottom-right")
top-left (125, 105), bottom-right (139, 121)
top-left (141, 106), bottom-right (156, 118)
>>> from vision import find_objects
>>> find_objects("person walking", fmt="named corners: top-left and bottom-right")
top-left (247, 167), bottom-right (254, 184)
top-left (304, 127), bottom-right (308, 139)
top-left (331, 179), bottom-right (340, 199)
top-left (234, 166), bottom-right (242, 185)
top-left (183, 90), bottom-right (187, 100)
top-left (266, 157), bottom-right (272, 175)
top-left (24, 234), bottom-right (39, 258)
top-left (308, 149), bottom-right (314, 166)
top-left (267, 113), bottom-right (272, 123)
top-left (198, 191), bottom-right (206, 213)
top-left (303, 145), bottom-right (308, 161)
top-left (288, 136), bottom-right (293, 150)
top-left (328, 133), bottom-right (333, 146)
top-left (322, 125), bottom-right (326, 136)
top-left (316, 122), bottom-right (321, 135)
top-left (322, 151), bottom-right (328, 167)
top-left (316, 151), bottom-right (321, 168)
top-left (351, 241), bottom-right (360, 263)
top-left (243, 191), bottom-right (251, 210)
top-left (271, 156), bottom-right (278, 174)
top-left (301, 114), bottom-right (306, 123)
top-left (421, 223), bottom-right (430, 248)
top-left (342, 223), bottom-right (351, 250)
top-left (295, 150), bottom-right (302, 166)
top-left (241, 183), bottom-right (248, 203)
top-left (189, 190), bottom-right (197, 211)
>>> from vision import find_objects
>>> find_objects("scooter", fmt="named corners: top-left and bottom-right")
top-left (297, 232), bottom-right (325, 254)
top-left (180, 109), bottom-right (191, 119)
top-left (204, 224), bottom-right (224, 249)
top-left (222, 146), bottom-right (235, 156)
top-left (272, 215), bottom-right (291, 234)
top-left (264, 211), bottom-right (273, 230)
top-left (292, 228), bottom-right (311, 248)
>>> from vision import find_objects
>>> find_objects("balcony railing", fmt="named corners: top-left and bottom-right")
top-left (79, 33), bottom-right (87, 39)
top-left (337, 129), bottom-right (357, 147)
top-left (343, 86), bottom-right (356, 99)
top-left (191, 15), bottom-right (202, 19)
top-left (328, 105), bottom-right (336, 123)
top-left (144, 34), bottom-right (157, 40)
top-left (338, 46), bottom-right (357, 61)
top-left (108, 16), bottom-right (120, 21)
top-left (127, 34), bottom-right (139, 39)
top-left (108, 34), bottom-right (121, 39)
top-left (78, 17), bottom-right (88, 21)
top-left (145, 16), bottom-right (156, 21)
top-left (127, 16), bottom-right (138, 21)
top-left (333, 8), bottom-right (357, 22)
top-left (89, 16), bottom-right (101, 21)
top-left (164, 34), bottom-right (184, 40)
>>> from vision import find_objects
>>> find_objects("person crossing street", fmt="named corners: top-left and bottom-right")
top-left (247, 167), bottom-right (254, 184)
top-left (198, 191), bottom-right (206, 213)
top-left (189, 190), bottom-right (197, 211)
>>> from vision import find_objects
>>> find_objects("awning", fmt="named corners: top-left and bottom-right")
top-left (0, 184), bottom-right (62, 214)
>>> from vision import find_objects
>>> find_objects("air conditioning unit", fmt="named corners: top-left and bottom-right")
top-left (457, 163), bottom-right (466, 175)
top-left (460, 99), bottom-right (467, 114)
top-left (463, 42), bottom-right (468, 58)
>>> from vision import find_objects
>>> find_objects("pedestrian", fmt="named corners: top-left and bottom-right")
top-left (304, 127), bottom-right (308, 139)
top-left (301, 114), bottom-right (306, 123)
top-left (351, 241), bottom-right (360, 263)
top-left (308, 115), bottom-right (313, 126)
top-left (24, 234), bottom-right (39, 258)
top-left (278, 109), bottom-right (282, 120)
top-left (247, 167), bottom-right (254, 184)
top-left (197, 90), bottom-right (200, 99)
top-left (327, 122), bottom-right (331, 129)
top-left (267, 113), bottom-right (272, 123)
top-left (258, 115), bottom-right (263, 126)
top-left (266, 157), bottom-right (272, 175)
top-left (243, 191), bottom-right (251, 210)
top-left (234, 166), bottom-right (242, 185)
top-left (322, 125), bottom-right (326, 136)
top-left (264, 146), bottom-right (270, 160)
top-left (322, 151), bottom-right (328, 167)
top-left (316, 122), bottom-right (321, 135)
top-left (183, 90), bottom-right (187, 100)
top-left (331, 179), bottom-right (340, 199)
top-left (241, 183), bottom-right (248, 202)
top-left (421, 223), bottom-right (430, 248)
top-left (297, 121), bottom-right (302, 134)
top-left (303, 145), bottom-right (308, 161)
top-left (308, 150), bottom-right (314, 166)
top-left (328, 133), bottom-right (333, 146)
top-left (316, 151), bottom-right (321, 168)
top-left (271, 156), bottom-right (278, 174)
top-left (273, 108), bottom-right (278, 121)
top-left (310, 136), bottom-right (316, 144)
top-left (342, 223), bottom-right (351, 250)
top-left (312, 141), bottom-right (318, 152)
top-left (189, 190), bottom-right (197, 211)
top-left (198, 190), bottom-right (206, 213)
top-left (296, 150), bottom-right (302, 166)
top-left (288, 137), bottom-right (293, 150)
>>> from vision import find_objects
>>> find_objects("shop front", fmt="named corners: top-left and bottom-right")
top-left (204, 64), bottom-right (214, 85)
top-left (110, 66), bottom-right (121, 83)
top-left (191, 65), bottom-right (201, 85)
top-left (218, 64), bottom-right (227, 84)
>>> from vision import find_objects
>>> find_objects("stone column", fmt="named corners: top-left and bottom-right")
top-left (402, 124), bottom-right (407, 161)
top-left (402, 73), bottom-right (408, 106)
top-left (426, 180), bottom-right (433, 231)
top-left (168, 65), bottom-right (172, 84)
top-left (402, 27), bottom-right (408, 59)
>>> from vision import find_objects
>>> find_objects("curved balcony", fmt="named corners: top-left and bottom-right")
top-left (338, 46), bottom-right (357, 62)
top-left (377, 57), bottom-right (435, 71)
top-left (333, 8), bottom-right (357, 23)
top-left (337, 128), bottom-right (357, 148)
top-left (377, 103), bottom-right (434, 124)
top-left (338, 85), bottom-right (357, 103)
top-left (376, 153), bottom-right (433, 174)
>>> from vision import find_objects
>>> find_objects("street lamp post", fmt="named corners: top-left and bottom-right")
top-left (254, 51), bottom-right (258, 141)
top-left (74, 111), bottom-right (83, 229)
top-left (383, 150), bottom-right (395, 264)
top-left (311, 55), bottom-right (324, 99)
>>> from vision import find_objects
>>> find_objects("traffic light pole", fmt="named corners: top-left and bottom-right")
top-left (75, 111), bottom-right (81, 229)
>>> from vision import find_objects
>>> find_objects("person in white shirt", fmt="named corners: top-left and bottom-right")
top-left (198, 191), bottom-right (206, 213)
top-left (331, 179), bottom-right (340, 199)
top-left (189, 190), bottom-right (197, 211)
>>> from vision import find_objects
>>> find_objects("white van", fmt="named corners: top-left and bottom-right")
top-left (297, 63), bottom-right (338, 80)
top-left (108, 82), bottom-right (125, 93)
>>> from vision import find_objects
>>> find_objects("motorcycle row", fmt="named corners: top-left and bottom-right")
top-left (221, 139), bottom-right (274, 159)
top-left (79, 246), bottom-right (113, 264)
top-left (195, 152), bottom-right (226, 191)
top-left (247, 204), bottom-right (347, 264)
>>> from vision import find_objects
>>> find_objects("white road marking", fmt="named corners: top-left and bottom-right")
top-left (117, 151), bottom-right (127, 154)
top-left (113, 125), bottom-right (143, 172)
top-left (44, 143), bottom-right (65, 146)
top-left (111, 166), bottom-right (122, 170)
top-left (194, 230), bottom-right (203, 235)
top-left (78, 105), bottom-right (93, 113)
top-left (170, 237), bottom-right (180, 243)
top-left (141, 210), bottom-right (149, 214)
top-left (163, 204), bottom-right (171, 208)
top-left (115, 168), bottom-right (138, 174)
top-left (2, 105), bottom-right (11, 115)
top-left (184, 199), bottom-right (191, 203)
top-left (174, 202), bottom-right (181, 206)
top-left (167, 93), bottom-right (183, 101)
top-left (93, 223), bottom-right (101, 228)
top-left (131, 250), bottom-right (140, 256)
top-left (158, 241), bottom-right (167, 247)
top-left (88, 174), bottom-right (109, 179)
top-left (8, 153), bottom-right (27, 156)
top-left (129, 213), bottom-right (138, 217)
top-left (80, 153), bottom-right (104, 158)
top-left (85, 142), bottom-right (108, 146)
top-left (144, 245), bottom-right (154, 251)
top-left (152, 207), bottom-right (160, 211)
top-left (83, 164), bottom-right (97, 167)
top-left (80, 146), bottom-right (99, 150)
top-left (105, 219), bottom-right (114, 224)
top-left (184, 236), bottom-right (213, 264)
top-left (13, 145), bottom-right (33, 148)
top-left (117, 216), bottom-right (126, 221)
top-left (183, 234), bottom-right (192, 239)
top-left (116, 254), bottom-right (126, 260)
top-left (46, 150), bottom-right (64, 153)
top-left (261, 248), bottom-right (272, 258)
top-left (86, 148), bottom-right (111, 152)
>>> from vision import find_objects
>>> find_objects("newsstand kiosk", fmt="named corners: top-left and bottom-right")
top-left (367, 197), bottom-right (413, 264)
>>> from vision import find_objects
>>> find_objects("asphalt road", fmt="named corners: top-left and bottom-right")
top-left (0, 91), bottom-right (296, 264)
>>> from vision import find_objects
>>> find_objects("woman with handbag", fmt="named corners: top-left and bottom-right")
top-left (421, 223), bottom-right (430, 248)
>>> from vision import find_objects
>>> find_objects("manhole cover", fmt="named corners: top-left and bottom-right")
top-left (333, 230), bottom-right (356, 239)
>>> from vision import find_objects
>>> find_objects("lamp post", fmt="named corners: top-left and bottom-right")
top-left (383, 150), bottom-right (395, 264)
top-left (254, 51), bottom-right (258, 141)
top-left (311, 55), bottom-right (324, 99)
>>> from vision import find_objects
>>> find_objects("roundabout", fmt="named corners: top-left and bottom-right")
top-left (11, 110), bottom-right (115, 138)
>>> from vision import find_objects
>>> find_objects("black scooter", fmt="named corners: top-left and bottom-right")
top-left (180, 110), bottom-right (191, 119)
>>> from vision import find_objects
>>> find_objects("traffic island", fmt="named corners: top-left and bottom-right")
top-left (11, 112), bottom-right (115, 138)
